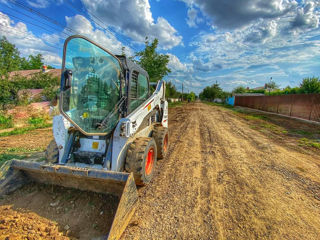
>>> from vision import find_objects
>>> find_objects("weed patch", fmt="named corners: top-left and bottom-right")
top-left (168, 101), bottom-right (186, 108)
top-left (0, 113), bottom-right (13, 129)
top-left (0, 153), bottom-right (26, 167)
top-left (28, 116), bottom-right (45, 126)
top-left (0, 123), bottom-right (51, 137)
top-left (299, 138), bottom-right (320, 149)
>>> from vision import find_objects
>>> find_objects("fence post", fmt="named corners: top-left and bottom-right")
top-left (309, 94), bottom-right (314, 120)
top-left (289, 95), bottom-right (293, 116)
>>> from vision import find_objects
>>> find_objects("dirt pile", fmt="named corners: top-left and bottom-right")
top-left (0, 183), bottom-right (119, 240)
top-left (0, 205), bottom-right (68, 240)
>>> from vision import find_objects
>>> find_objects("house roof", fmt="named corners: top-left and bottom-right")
top-left (9, 69), bottom-right (61, 79)
top-left (251, 86), bottom-right (266, 90)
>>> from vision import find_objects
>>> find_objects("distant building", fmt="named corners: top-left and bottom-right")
top-left (9, 67), bottom-right (61, 80)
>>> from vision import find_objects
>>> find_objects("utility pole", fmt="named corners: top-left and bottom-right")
top-left (182, 83), bottom-right (184, 101)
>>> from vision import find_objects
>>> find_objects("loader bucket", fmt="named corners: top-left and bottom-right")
top-left (0, 159), bottom-right (138, 240)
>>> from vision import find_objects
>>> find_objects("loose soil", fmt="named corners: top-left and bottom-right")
top-left (1, 102), bottom-right (320, 239)
top-left (0, 128), bottom-right (52, 153)
top-left (0, 183), bottom-right (119, 240)
top-left (121, 102), bottom-right (320, 239)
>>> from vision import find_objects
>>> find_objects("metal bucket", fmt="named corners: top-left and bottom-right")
top-left (0, 160), bottom-right (138, 240)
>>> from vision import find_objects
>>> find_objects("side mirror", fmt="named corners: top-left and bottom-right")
top-left (64, 69), bottom-right (72, 89)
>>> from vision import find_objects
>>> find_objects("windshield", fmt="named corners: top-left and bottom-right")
top-left (61, 37), bottom-right (121, 135)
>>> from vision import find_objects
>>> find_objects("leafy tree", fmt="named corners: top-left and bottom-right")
top-left (265, 80), bottom-right (279, 92)
top-left (21, 54), bottom-right (44, 70)
top-left (187, 92), bottom-right (196, 102)
top-left (232, 86), bottom-right (246, 94)
top-left (199, 83), bottom-right (224, 101)
top-left (0, 37), bottom-right (21, 75)
top-left (300, 77), bottom-right (320, 93)
top-left (166, 81), bottom-right (180, 98)
top-left (135, 38), bottom-right (171, 82)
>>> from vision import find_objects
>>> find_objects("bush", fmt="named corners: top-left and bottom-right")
top-left (42, 86), bottom-right (59, 101)
top-left (0, 113), bottom-right (13, 129)
top-left (0, 72), bottom-right (59, 109)
top-left (28, 116), bottom-right (45, 126)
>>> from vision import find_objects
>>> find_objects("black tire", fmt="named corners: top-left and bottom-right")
top-left (125, 137), bottom-right (157, 186)
top-left (45, 139), bottom-right (59, 163)
top-left (152, 125), bottom-right (169, 159)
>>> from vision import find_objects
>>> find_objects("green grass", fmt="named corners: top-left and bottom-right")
top-left (28, 116), bottom-right (46, 126)
top-left (168, 101), bottom-right (186, 108)
top-left (0, 153), bottom-right (26, 167)
top-left (0, 123), bottom-right (51, 137)
top-left (0, 114), bottom-right (13, 130)
top-left (289, 129), bottom-right (313, 136)
top-left (299, 138), bottom-right (320, 149)
top-left (6, 147), bottom-right (43, 153)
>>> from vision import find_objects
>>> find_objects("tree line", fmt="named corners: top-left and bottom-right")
top-left (232, 77), bottom-right (320, 95)
top-left (0, 37), bottom-right (54, 75)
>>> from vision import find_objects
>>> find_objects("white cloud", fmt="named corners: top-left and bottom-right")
top-left (81, 0), bottom-right (183, 49)
top-left (65, 14), bottom-right (134, 56)
top-left (167, 53), bottom-right (188, 72)
top-left (27, 0), bottom-right (50, 8)
top-left (0, 12), bottom-right (62, 66)
top-left (186, 7), bottom-right (203, 27)
top-left (181, 0), bottom-right (297, 29)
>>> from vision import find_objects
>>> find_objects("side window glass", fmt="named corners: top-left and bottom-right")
top-left (138, 74), bottom-right (148, 99)
top-left (129, 71), bottom-right (149, 112)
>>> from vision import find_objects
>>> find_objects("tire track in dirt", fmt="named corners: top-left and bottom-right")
top-left (123, 106), bottom-right (211, 239)
top-left (198, 103), bottom-right (320, 239)
top-left (122, 103), bottom-right (320, 240)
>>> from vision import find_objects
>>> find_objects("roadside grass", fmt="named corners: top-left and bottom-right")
top-left (299, 138), bottom-right (320, 149)
top-left (168, 101), bottom-right (186, 108)
top-left (203, 101), bottom-right (319, 150)
top-left (0, 147), bottom-right (46, 167)
top-left (0, 113), bottom-right (14, 130)
top-left (0, 153), bottom-right (26, 167)
top-left (0, 123), bottom-right (51, 137)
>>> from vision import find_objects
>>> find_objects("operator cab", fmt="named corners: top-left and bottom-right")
top-left (59, 36), bottom-right (150, 167)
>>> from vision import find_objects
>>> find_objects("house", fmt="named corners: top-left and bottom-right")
top-left (9, 66), bottom-right (61, 80)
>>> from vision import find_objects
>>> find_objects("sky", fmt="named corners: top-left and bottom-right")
top-left (1, 0), bottom-right (320, 94)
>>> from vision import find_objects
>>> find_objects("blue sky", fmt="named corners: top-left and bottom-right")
top-left (1, 0), bottom-right (320, 93)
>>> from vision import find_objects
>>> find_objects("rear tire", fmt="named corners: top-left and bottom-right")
top-left (152, 125), bottom-right (169, 159)
top-left (125, 137), bottom-right (157, 186)
top-left (45, 139), bottom-right (59, 163)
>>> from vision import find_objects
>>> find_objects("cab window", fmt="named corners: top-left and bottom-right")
top-left (129, 71), bottom-right (149, 112)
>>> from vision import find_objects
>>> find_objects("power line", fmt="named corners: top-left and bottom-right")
top-left (1, 11), bottom-right (66, 43)
top-left (65, 0), bottom-right (139, 52)
top-left (2, 4), bottom-right (70, 38)
top-left (9, 0), bottom-right (75, 34)
top-left (0, 26), bottom-right (61, 51)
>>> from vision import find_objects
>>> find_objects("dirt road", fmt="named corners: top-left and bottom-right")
top-left (122, 102), bottom-right (320, 240)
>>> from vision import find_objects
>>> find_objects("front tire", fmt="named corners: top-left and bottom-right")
top-left (153, 125), bottom-right (169, 159)
top-left (45, 139), bottom-right (59, 163)
top-left (125, 137), bottom-right (157, 185)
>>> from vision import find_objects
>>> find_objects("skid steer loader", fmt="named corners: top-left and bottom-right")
top-left (0, 35), bottom-right (169, 239)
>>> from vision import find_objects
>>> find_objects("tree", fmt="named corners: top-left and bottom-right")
top-left (0, 37), bottom-right (21, 75)
top-left (232, 86), bottom-right (246, 94)
top-left (135, 38), bottom-right (171, 82)
top-left (265, 80), bottom-right (279, 93)
top-left (187, 92), bottom-right (196, 102)
top-left (300, 77), bottom-right (320, 93)
top-left (24, 54), bottom-right (44, 70)
top-left (166, 81), bottom-right (180, 98)
top-left (199, 83), bottom-right (224, 101)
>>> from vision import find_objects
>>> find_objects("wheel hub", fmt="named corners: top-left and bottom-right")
top-left (145, 147), bottom-right (155, 175)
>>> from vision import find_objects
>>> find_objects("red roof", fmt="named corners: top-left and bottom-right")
top-left (9, 69), bottom-right (61, 79)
